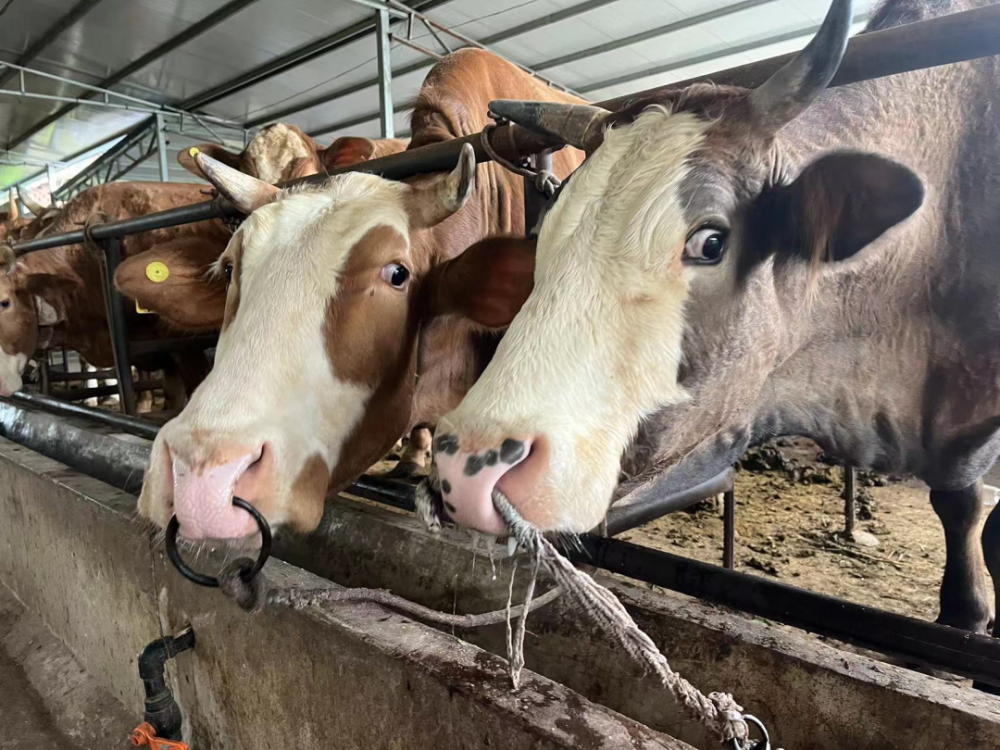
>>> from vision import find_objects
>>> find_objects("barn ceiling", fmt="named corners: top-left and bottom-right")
top-left (0, 0), bottom-right (872, 197)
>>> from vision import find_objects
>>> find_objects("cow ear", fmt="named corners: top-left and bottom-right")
top-left (114, 241), bottom-right (227, 331)
top-left (321, 137), bottom-right (377, 171)
top-left (406, 143), bottom-right (476, 229)
top-left (427, 236), bottom-right (535, 329)
top-left (177, 143), bottom-right (241, 180)
top-left (21, 274), bottom-right (77, 326)
top-left (768, 151), bottom-right (924, 263)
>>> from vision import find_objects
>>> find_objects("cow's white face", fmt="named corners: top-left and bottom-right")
top-left (140, 147), bottom-right (478, 541)
top-left (433, 96), bottom-right (924, 536)
top-left (436, 110), bottom-right (709, 533)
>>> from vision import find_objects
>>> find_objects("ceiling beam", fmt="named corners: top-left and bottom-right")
top-left (532, 0), bottom-right (781, 72)
top-left (5, 0), bottom-right (264, 151)
top-left (181, 0), bottom-right (453, 112)
top-left (0, 0), bottom-right (107, 89)
top-left (245, 0), bottom-right (620, 129)
top-left (578, 12), bottom-right (869, 95)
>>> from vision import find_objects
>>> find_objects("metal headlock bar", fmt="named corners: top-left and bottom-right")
top-left (4, 391), bottom-right (1000, 689)
top-left (6, 3), bottom-right (1000, 686)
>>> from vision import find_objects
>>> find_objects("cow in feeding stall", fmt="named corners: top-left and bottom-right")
top-left (136, 48), bottom-right (585, 539)
top-left (431, 0), bottom-right (1000, 644)
top-left (0, 128), bottom-right (406, 399)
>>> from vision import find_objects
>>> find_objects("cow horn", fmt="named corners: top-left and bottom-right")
top-left (489, 100), bottom-right (611, 153)
top-left (17, 186), bottom-right (48, 218)
top-left (194, 150), bottom-right (280, 214)
top-left (7, 188), bottom-right (18, 222)
top-left (1, 244), bottom-right (15, 276)
top-left (749, 0), bottom-right (853, 134)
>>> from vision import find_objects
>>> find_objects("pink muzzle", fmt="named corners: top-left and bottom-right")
top-left (172, 450), bottom-right (261, 540)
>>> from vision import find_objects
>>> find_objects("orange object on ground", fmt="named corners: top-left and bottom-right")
top-left (130, 722), bottom-right (189, 750)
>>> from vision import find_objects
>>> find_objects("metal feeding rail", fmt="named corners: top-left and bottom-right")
top-left (7, 2), bottom-right (1000, 687)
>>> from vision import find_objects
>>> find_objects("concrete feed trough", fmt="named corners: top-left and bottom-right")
top-left (0, 431), bottom-right (999, 749)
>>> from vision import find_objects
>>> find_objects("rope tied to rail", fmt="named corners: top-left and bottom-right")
top-left (490, 489), bottom-right (753, 748)
top-left (480, 120), bottom-right (561, 198)
top-left (167, 492), bottom-right (770, 748)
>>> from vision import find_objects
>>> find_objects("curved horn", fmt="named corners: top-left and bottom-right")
top-left (1, 244), bottom-right (15, 276)
top-left (17, 186), bottom-right (48, 218)
top-left (749, 0), bottom-right (853, 134)
top-left (489, 100), bottom-right (612, 153)
top-left (193, 148), bottom-right (280, 214)
top-left (7, 188), bottom-right (18, 222)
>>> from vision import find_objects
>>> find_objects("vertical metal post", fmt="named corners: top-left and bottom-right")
top-left (100, 238), bottom-right (138, 415)
top-left (723, 489), bottom-right (736, 569)
top-left (844, 464), bottom-right (856, 536)
top-left (375, 8), bottom-right (395, 139)
top-left (155, 113), bottom-right (170, 182)
top-left (46, 163), bottom-right (57, 201)
top-left (39, 358), bottom-right (50, 396)
top-left (523, 150), bottom-right (552, 234)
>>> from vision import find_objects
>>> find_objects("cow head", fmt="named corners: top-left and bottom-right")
top-left (138, 144), bottom-right (534, 540)
top-left (116, 132), bottom-right (410, 332)
top-left (432, 0), bottom-right (924, 534)
top-left (0, 245), bottom-right (71, 395)
top-left (177, 123), bottom-right (404, 185)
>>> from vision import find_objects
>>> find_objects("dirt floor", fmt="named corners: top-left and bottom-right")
top-left (619, 438), bottom-right (997, 625)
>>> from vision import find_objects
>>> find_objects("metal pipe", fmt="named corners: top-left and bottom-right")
top-left (9, 392), bottom-right (159, 440)
top-left (13, 198), bottom-right (234, 254)
top-left (376, 8), bottom-right (396, 139)
top-left (606, 468), bottom-right (734, 536)
top-left (390, 34), bottom-right (444, 61)
top-left (155, 114), bottom-right (170, 182)
top-left (844, 464), bottom-right (856, 536)
top-left (522, 150), bottom-right (552, 233)
top-left (723, 489), bottom-right (736, 569)
top-left (99, 238), bottom-right (138, 416)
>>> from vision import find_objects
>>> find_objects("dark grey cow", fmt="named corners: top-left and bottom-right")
top-left (432, 0), bottom-right (1000, 641)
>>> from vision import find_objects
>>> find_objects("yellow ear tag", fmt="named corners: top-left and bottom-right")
top-left (145, 261), bottom-right (169, 283)
top-left (135, 300), bottom-right (152, 314)
top-left (189, 147), bottom-right (200, 157)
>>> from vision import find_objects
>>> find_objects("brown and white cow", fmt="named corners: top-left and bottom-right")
top-left (0, 132), bottom-right (405, 398)
top-left (432, 0), bottom-right (1000, 638)
top-left (137, 48), bottom-right (584, 539)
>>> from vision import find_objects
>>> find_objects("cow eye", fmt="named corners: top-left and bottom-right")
top-left (684, 228), bottom-right (727, 264)
top-left (223, 262), bottom-right (234, 285)
top-left (381, 262), bottom-right (410, 289)
top-left (0, 299), bottom-right (9, 310)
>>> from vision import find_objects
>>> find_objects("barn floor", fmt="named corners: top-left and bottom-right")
top-left (0, 649), bottom-right (80, 750)
top-left (621, 438), bottom-right (996, 630)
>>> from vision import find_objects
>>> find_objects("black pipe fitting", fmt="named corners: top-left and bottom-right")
top-left (137, 626), bottom-right (196, 741)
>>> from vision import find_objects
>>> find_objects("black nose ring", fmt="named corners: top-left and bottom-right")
top-left (165, 497), bottom-right (272, 588)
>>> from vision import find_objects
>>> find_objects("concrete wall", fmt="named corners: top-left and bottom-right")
top-left (0, 438), bottom-right (686, 750)
top-left (279, 494), bottom-right (1000, 750)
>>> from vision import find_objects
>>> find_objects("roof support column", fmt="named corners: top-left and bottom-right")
top-left (155, 113), bottom-right (170, 182)
top-left (375, 8), bottom-right (395, 139)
